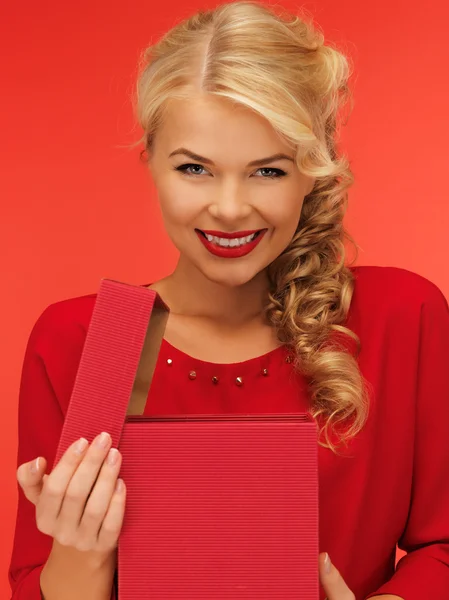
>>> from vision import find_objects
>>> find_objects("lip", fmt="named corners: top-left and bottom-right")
top-left (195, 228), bottom-right (267, 259)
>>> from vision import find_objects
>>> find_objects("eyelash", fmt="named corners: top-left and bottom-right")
top-left (174, 163), bottom-right (287, 179)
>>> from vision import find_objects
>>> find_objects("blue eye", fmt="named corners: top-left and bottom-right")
top-left (257, 167), bottom-right (287, 179)
top-left (174, 164), bottom-right (287, 179)
top-left (175, 164), bottom-right (207, 176)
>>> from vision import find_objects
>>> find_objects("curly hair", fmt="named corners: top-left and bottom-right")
top-left (125, 0), bottom-right (371, 453)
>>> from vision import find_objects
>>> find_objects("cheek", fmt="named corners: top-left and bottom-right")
top-left (157, 185), bottom-right (201, 226)
top-left (264, 196), bottom-right (304, 233)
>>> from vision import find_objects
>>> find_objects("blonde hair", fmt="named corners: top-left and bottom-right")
top-left (127, 0), bottom-right (371, 453)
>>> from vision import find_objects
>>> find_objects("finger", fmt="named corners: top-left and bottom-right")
top-left (16, 457), bottom-right (47, 505)
top-left (319, 552), bottom-right (355, 600)
top-left (97, 478), bottom-right (126, 552)
top-left (76, 448), bottom-right (123, 546)
top-left (37, 437), bottom-right (90, 534)
top-left (57, 432), bottom-right (112, 532)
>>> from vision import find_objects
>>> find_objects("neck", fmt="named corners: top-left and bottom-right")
top-left (153, 256), bottom-right (270, 327)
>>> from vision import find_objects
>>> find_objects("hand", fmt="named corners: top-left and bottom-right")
top-left (319, 554), bottom-right (404, 600)
top-left (319, 552), bottom-right (355, 600)
top-left (16, 432), bottom-right (126, 558)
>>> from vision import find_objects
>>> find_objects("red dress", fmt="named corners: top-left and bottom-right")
top-left (8, 265), bottom-right (449, 599)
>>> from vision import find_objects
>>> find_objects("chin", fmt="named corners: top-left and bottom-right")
top-left (200, 262), bottom-right (267, 288)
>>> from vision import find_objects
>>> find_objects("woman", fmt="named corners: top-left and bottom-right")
top-left (8, 2), bottom-right (449, 599)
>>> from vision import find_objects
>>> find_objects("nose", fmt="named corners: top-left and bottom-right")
top-left (207, 184), bottom-right (253, 224)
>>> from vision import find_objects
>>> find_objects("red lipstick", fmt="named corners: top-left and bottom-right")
top-left (195, 229), bottom-right (267, 259)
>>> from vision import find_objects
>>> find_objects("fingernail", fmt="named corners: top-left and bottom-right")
top-left (95, 432), bottom-right (111, 449)
top-left (107, 448), bottom-right (119, 466)
top-left (74, 438), bottom-right (89, 455)
top-left (30, 457), bottom-right (40, 474)
top-left (324, 553), bottom-right (332, 574)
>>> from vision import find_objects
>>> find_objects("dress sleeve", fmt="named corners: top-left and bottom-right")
top-left (365, 281), bottom-right (449, 599)
top-left (8, 305), bottom-right (118, 599)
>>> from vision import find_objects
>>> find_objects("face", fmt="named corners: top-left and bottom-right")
top-left (147, 94), bottom-right (315, 288)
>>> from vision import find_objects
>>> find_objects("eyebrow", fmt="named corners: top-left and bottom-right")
top-left (168, 147), bottom-right (295, 167)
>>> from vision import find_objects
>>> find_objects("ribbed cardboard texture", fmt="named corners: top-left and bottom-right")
top-left (55, 279), bottom-right (319, 599)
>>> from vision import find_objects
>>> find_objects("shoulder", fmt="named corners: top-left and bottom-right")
top-left (349, 264), bottom-right (448, 319)
top-left (29, 291), bottom-right (98, 359)
top-left (22, 280), bottom-right (151, 416)
top-left (27, 279), bottom-right (153, 362)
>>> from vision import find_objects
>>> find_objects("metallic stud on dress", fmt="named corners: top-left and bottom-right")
top-left (235, 376), bottom-right (244, 386)
top-left (262, 368), bottom-right (269, 376)
top-left (285, 355), bottom-right (293, 363)
top-left (189, 370), bottom-right (197, 380)
top-left (167, 358), bottom-right (173, 365)
top-left (212, 376), bottom-right (219, 384)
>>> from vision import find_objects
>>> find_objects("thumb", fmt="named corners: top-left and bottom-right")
top-left (319, 552), bottom-right (354, 600)
top-left (16, 457), bottom-right (48, 505)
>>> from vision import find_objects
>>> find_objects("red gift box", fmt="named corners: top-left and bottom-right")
top-left (55, 279), bottom-right (319, 599)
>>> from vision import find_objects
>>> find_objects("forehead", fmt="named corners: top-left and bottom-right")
top-left (156, 94), bottom-right (291, 157)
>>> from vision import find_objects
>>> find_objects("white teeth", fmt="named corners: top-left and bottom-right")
top-left (204, 233), bottom-right (258, 247)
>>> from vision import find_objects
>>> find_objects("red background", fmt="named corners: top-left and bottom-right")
top-left (1, 0), bottom-right (448, 595)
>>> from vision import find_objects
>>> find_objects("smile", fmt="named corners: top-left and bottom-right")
top-left (204, 232), bottom-right (259, 247)
top-left (195, 228), bottom-right (267, 258)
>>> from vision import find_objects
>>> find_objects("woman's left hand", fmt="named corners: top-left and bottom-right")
top-left (319, 552), bottom-right (404, 600)
top-left (319, 552), bottom-right (355, 600)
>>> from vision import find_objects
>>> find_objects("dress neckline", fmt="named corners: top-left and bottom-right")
top-left (142, 282), bottom-right (294, 373)
top-left (161, 337), bottom-right (288, 368)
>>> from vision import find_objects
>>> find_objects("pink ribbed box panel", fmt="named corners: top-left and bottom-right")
top-left (55, 279), bottom-right (319, 599)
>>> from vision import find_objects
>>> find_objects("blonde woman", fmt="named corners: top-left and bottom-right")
top-left (9, 2), bottom-right (449, 599)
